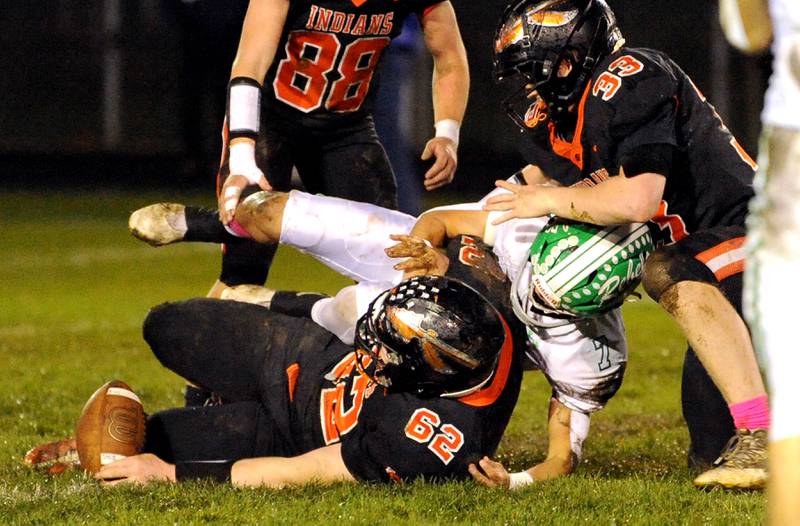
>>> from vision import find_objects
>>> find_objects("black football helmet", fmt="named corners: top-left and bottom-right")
top-left (494, 0), bottom-right (623, 125)
top-left (354, 276), bottom-right (508, 398)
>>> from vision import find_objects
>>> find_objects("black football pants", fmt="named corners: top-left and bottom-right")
top-left (216, 112), bottom-right (397, 286)
top-left (140, 298), bottom-right (324, 459)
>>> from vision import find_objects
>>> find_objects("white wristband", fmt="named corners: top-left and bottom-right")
top-left (228, 141), bottom-right (263, 185)
top-left (508, 470), bottom-right (535, 490)
top-left (228, 80), bottom-right (261, 135)
top-left (434, 119), bottom-right (460, 147)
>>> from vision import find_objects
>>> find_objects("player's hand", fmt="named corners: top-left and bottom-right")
top-left (385, 234), bottom-right (450, 278)
top-left (483, 179), bottom-right (553, 225)
top-left (421, 137), bottom-right (457, 191)
top-left (468, 456), bottom-right (511, 489)
top-left (94, 453), bottom-right (176, 486)
top-left (219, 172), bottom-right (271, 225)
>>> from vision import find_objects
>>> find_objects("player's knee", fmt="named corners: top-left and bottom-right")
top-left (236, 191), bottom-right (287, 243)
top-left (642, 250), bottom-right (675, 302)
top-left (642, 247), bottom-right (715, 303)
top-left (142, 302), bottom-right (183, 367)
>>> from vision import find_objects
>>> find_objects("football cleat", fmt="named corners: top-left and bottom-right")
top-left (128, 203), bottom-right (187, 247)
top-left (24, 437), bottom-right (79, 475)
top-left (692, 429), bottom-right (768, 490)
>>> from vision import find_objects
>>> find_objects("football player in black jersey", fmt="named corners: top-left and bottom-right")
top-left (486, 0), bottom-right (768, 489)
top-left (129, 0), bottom-right (468, 299)
top-left (90, 253), bottom-right (523, 486)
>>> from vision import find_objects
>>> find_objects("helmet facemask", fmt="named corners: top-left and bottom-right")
top-left (494, 0), bottom-right (622, 127)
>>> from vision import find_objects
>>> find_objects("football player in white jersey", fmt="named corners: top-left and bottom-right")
top-left (721, 0), bottom-right (800, 522)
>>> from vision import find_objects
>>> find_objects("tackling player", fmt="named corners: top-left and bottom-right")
top-left (198, 0), bottom-right (468, 299)
top-left (721, 0), bottom-right (800, 521)
top-left (487, 0), bottom-right (769, 489)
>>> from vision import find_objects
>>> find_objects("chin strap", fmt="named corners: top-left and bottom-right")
top-left (439, 372), bottom-right (494, 399)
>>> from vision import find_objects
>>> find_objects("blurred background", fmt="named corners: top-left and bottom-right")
top-left (0, 0), bottom-right (770, 210)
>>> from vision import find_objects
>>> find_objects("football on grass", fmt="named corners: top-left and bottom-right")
top-left (75, 380), bottom-right (145, 473)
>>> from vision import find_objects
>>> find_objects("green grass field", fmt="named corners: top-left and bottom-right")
top-left (0, 191), bottom-right (764, 525)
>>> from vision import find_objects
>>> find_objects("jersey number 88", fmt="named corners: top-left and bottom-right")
top-left (274, 31), bottom-right (391, 113)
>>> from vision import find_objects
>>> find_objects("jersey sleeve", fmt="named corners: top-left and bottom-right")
top-left (340, 395), bottom-right (479, 483)
top-left (598, 52), bottom-right (680, 166)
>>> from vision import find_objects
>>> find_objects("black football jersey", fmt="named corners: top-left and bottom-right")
top-left (262, 0), bottom-right (444, 128)
top-left (267, 236), bottom-right (524, 482)
top-left (519, 47), bottom-right (756, 245)
top-left (339, 236), bottom-right (524, 482)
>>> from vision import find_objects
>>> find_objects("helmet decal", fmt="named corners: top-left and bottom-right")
top-left (524, 99), bottom-right (549, 128)
top-left (527, 8), bottom-right (579, 27)
top-left (495, 16), bottom-right (525, 53)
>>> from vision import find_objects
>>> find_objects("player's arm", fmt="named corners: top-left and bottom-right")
top-left (469, 399), bottom-right (583, 488)
top-left (231, 444), bottom-right (355, 488)
top-left (719, 0), bottom-right (772, 54)
top-left (411, 209), bottom-right (489, 246)
top-left (484, 169), bottom-right (665, 226)
top-left (220, 0), bottom-right (291, 224)
top-left (385, 209), bottom-right (489, 277)
top-left (419, 1), bottom-right (469, 191)
top-left (96, 444), bottom-right (355, 488)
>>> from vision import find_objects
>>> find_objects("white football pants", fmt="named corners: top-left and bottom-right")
top-left (744, 125), bottom-right (800, 441)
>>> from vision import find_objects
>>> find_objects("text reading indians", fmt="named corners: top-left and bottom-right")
top-left (306, 6), bottom-right (395, 36)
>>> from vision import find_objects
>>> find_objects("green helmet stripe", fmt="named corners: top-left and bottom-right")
top-left (545, 227), bottom-right (619, 281)
top-left (549, 224), bottom-right (651, 294)
top-left (542, 224), bottom-right (626, 286)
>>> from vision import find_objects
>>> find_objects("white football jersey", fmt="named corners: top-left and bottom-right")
top-left (762, 0), bottom-right (800, 129)
top-left (486, 212), bottom-right (628, 414)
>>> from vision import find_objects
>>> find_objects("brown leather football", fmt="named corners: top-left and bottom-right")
top-left (75, 380), bottom-right (145, 473)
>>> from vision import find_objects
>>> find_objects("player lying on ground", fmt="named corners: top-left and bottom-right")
top-left (129, 182), bottom-right (642, 488)
top-left (486, 0), bottom-right (769, 489)
top-left (40, 271), bottom-right (525, 486)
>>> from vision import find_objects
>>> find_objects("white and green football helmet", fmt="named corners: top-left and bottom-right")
top-left (517, 219), bottom-right (654, 319)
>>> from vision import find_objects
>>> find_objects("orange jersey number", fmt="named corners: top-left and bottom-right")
top-left (404, 408), bottom-right (465, 465)
top-left (320, 353), bottom-right (373, 444)
top-left (592, 55), bottom-right (645, 101)
top-left (274, 31), bottom-right (390, 113)
top-left (650, 200), bottom-right (689, 245)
